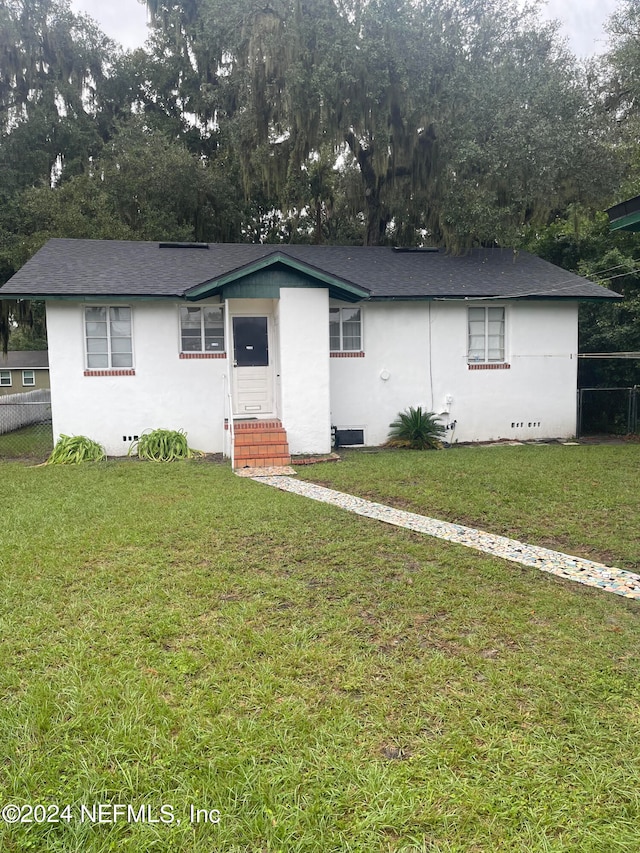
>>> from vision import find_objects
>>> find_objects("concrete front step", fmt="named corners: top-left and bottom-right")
top-left (233, 419), bottom-right (291, 469)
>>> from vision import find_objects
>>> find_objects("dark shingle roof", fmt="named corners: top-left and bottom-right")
top-left (0, 238), bottom-right (622, 301)
top-left (0, 350), bottom-right (48, 369)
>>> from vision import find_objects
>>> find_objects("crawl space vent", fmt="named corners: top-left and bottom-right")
top-left (334, 428), bottom-right (365, 447)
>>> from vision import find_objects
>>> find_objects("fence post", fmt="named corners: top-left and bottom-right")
top-left (576, 388), bottom-right (583, 438)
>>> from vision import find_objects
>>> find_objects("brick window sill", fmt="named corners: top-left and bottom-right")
top-left (468, 362), bottom-right (510, 370)
top-left (84, 369), bottom-right (136, 376)
top-left (330, 351), bottom-right (365, 358)
top-left (180, 352), bottom-right (227, 359)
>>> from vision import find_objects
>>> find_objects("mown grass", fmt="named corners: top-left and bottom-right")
top-left (0, 456), bottom-right (639, 852)
top-left (297, 444), bottom-right (640, 571)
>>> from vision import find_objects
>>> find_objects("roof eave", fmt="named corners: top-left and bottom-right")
top-left (0, 293), bottom-right (183, 301)
top-left (606, 195), bottom-right (640, 231)
top-left (367, 294), bottom-right (623, 302)
top-left (609, 210), bottom-right (640, 232)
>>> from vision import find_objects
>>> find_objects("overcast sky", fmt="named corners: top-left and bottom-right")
top-left (69, 0), bottom-right (620, 58)
top-left (542, 0), bottom-right (619, 56)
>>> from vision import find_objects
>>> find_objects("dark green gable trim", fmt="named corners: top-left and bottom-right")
top-left (218, 267), bottom-right (318, 299)
top-left (607, 195), bottom-right (640, 232)
top-left (185, 254), bottom-right (369, 302)
top-left (609, 209), bottom-right (640, 232)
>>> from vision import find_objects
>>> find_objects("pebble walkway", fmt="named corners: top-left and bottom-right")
top-left (254, 475), bottom-right (640, 600)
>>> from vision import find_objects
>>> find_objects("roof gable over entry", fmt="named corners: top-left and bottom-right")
top-left (185, 253), bottom-right (369, 303)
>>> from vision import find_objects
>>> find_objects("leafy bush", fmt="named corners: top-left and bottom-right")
top-left (45, 434), bottom-right (106, 465)
top-left (386, 407), bottom-right (446, 450)
top-left (129, 429), bottom-right (202, 462)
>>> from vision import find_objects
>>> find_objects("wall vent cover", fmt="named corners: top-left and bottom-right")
top-left (334, 428), bottom-right (365, 447)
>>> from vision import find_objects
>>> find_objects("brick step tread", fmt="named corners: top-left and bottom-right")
top-left (233, 419), bottom-right (289, 468)
top-left (233, 420), bottom-right (282, 430)
top-left (235, 440), bottom-right (289, 449)
top-left (234, 426), bottom-right (287, 435)
top-left (235, 446), bottom-right (290, 459)
top-left (235, 446), bottom-right (289, 455)
top-left (235, 458), bottom-right (291, 468)
top-left (234, 432), bottom-right (288, 445)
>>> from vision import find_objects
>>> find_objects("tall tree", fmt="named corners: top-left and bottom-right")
top-left (144, 0), bottom-right (616, 247)
top-left (0, 0), bottom-right (115, 350)
top-left (0, 0), bottom-right (113, 191)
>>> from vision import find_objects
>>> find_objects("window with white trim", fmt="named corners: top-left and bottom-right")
top-left (22, 370), bottom-right (35, 386)
top-left (330, 307), bottom-right (362, 351)
top-left (468, 306), bottom-right (505, 363)
top-left (179, 306), bottom-right (224, 353)
top-left (0, 370), bottom-right (11, 386)
top-left (85, 306), bottom-right (133, 369)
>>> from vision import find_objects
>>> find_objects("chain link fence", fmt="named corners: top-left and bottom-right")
top-left (0, 389), bottom-right (53, 460)
top-left (577, 387), bottom-right (639, 437)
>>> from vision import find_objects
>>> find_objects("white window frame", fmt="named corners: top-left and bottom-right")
top-left (179, 305), bottom-right (225, 354)
top-left (467, 305), bottom-right (506, 364)
top-left (0, 370), bottom-right (11, 387)
top-left (84, 305), bottom-right (134, 369)
top-left (22, 370), bottom-right (35, 386)
top-left (330, 306), bottom-right (362, 352)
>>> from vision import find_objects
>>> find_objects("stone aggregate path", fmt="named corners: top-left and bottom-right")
top-left (254, 475), bottom-right (640, 600)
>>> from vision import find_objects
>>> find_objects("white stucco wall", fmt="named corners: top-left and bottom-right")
top-left (46, 301), bottom-right (229, 456)
top-left (329, 302), bottom-right (432, 446)
top-left (329, 300), bottom-right (579, 444)
top-left (46, 294), bottom-right (579, 457)
top-left (277, 288), bottom-right (331, 454)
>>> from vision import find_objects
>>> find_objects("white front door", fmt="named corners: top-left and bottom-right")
top-left (232, 315), bottom-right (275, 416)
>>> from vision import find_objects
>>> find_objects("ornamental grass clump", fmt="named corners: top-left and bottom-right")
top-left (386, 406), bottom-right (446, 450)
top-left (129, 428), bottom-right (203, 462)
top-left (45, 434), bottom-right (106, 465)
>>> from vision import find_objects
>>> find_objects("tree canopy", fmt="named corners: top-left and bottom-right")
top-left (141, 0), bottom-right (618, 247)
top-left (0, 0), bottom-right (639, 383)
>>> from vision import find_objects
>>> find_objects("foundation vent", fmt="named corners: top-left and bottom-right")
top-left (333, 428), bottom-right (365, 447)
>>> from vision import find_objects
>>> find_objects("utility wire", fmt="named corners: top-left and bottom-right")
top-left (452, 269), bottom-right (637, 301)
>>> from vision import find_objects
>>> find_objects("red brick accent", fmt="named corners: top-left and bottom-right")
top-left (330, 351), bottom-right (365, 358)
top-left (232, 419), bottom-right (290, 468)
top-left (179, 352), bottom-right (226, 359)
top-left (84, 369), bottom-right (135, 376)
top-left (234, 420), bottom-right (283, 431)
top-left (468, 363), bottom-right (511, 370)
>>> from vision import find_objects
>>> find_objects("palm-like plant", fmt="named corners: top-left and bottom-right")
top-left (386, 407), bottom-right (446, 450)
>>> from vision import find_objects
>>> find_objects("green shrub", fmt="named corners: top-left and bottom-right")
top-left (45, 434), bottom-right (106, 465)
top-left (129, 429), bottom-right (202, 462)
top-left (386, 406), bottom-right (446, 450)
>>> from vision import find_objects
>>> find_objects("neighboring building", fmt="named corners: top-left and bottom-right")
top-left (606, 195), bottom-right (640, 232)
top-left (0, 239), bottom-right (621, 463)
top-left (0, 350), bottom-right (49, 397)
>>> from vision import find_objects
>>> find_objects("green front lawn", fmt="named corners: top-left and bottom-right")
top-left (297, 444), bottom-right (640, 571)
top-left (0, 453), bottom-right (639, 852)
